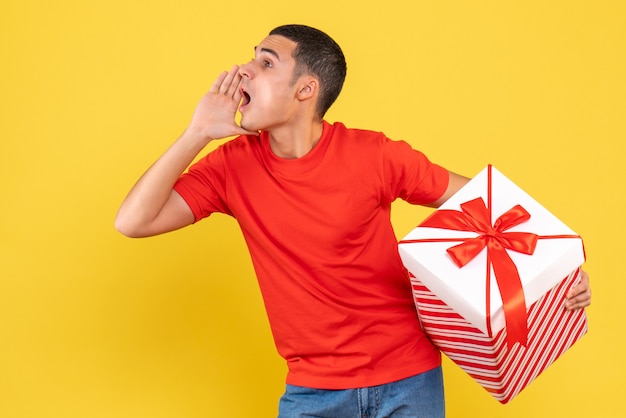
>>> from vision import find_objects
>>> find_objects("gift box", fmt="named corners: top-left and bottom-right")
top-left (398, 165), bottom-right (587, 404)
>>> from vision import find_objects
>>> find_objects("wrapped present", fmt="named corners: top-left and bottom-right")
top-left (398, 165), bottom-right (587, 404)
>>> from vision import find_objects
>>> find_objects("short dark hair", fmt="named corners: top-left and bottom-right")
top-left (269, 24), bottom-right (347, 119)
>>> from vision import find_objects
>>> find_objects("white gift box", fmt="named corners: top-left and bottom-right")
top-left (399, 165), bottom-right (588, 403)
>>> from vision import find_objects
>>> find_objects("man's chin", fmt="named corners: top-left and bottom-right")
top-left (240, 118), bottom-right (253, 132)
top-left (241, 119), bottom-right (262, 133)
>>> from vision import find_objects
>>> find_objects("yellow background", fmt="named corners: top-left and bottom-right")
top-left (1, 0), bottom-right (624, 417)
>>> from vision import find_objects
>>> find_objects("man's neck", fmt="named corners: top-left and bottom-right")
top-left (267, 119), bottom-right (324, 159)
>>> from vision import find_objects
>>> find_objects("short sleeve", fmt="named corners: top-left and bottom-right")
top-left (173, 146), bottom-right (232, 222)
top-left (381, 138), bottom-right (449, 205)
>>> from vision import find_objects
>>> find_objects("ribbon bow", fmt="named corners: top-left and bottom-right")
top-left (419, 197), bottom-right (538, 347)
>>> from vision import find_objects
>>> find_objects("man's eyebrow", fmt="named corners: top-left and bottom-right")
top-left (254, 45), bottom-right (281, 60)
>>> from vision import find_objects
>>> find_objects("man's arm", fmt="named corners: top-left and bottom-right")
top-left (427, 171), bottom-right (471, 208)
top-left (115, 66), bottom-right (258, 238)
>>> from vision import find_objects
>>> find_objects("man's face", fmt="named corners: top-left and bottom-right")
top-left (238, 35), bottom-right (302, 131)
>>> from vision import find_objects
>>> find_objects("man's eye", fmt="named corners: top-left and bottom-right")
top-left (263, 60), bottom-right (272, 68)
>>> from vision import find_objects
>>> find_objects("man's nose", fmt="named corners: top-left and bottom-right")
top-left (238, 61), bottom-right (253, 78)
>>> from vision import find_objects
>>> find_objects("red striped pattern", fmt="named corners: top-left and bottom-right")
top-left (411, 268), bottom-right (587, 404)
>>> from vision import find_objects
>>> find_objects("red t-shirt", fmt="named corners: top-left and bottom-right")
top-left (174, 121), bottom-right (449, 389)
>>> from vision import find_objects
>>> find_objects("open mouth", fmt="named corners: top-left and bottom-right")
top-left (240, 87), bottom-right (251, 107)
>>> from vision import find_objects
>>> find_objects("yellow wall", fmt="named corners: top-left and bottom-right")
top-left (1, 1), bottom-right (624, 416)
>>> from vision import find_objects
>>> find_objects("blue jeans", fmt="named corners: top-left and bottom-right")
top-left (277, 366), bottom-right (444, 418)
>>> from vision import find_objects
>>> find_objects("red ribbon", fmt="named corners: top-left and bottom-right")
top-left (418, 197), bottom-right (538, 347)
top-left (402, 166), bottom-right (584, 348)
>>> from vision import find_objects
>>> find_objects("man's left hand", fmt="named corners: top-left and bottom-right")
top-left (565, 269), bottom-right (592, 310)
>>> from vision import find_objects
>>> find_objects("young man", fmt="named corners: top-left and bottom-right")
top-left (116, 25), bottom-right (591, 417)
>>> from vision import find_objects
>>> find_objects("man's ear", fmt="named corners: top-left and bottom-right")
top-left (296, 77), bottom-right (319, 101)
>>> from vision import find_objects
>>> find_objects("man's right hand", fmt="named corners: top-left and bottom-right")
top-left (187, 65), bottom-right (259, 143)
top-left (115, 66), bottom-right (259, 238)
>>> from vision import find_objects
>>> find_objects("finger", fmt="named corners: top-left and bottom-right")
top-left (568, 283), bottom-right (585, 299)
top-left (567, 269), bottom-right (589, 299)
top-left (565, 286), bottom-right (591, 310)
top-left (226, 68), bottom-right (243, 99)
top-left (208, 70), bottom-right (228, 94)
top-left (565, 294), bottom-right (591, 310)
top-left (219, 65), bottom-right (240, 95)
